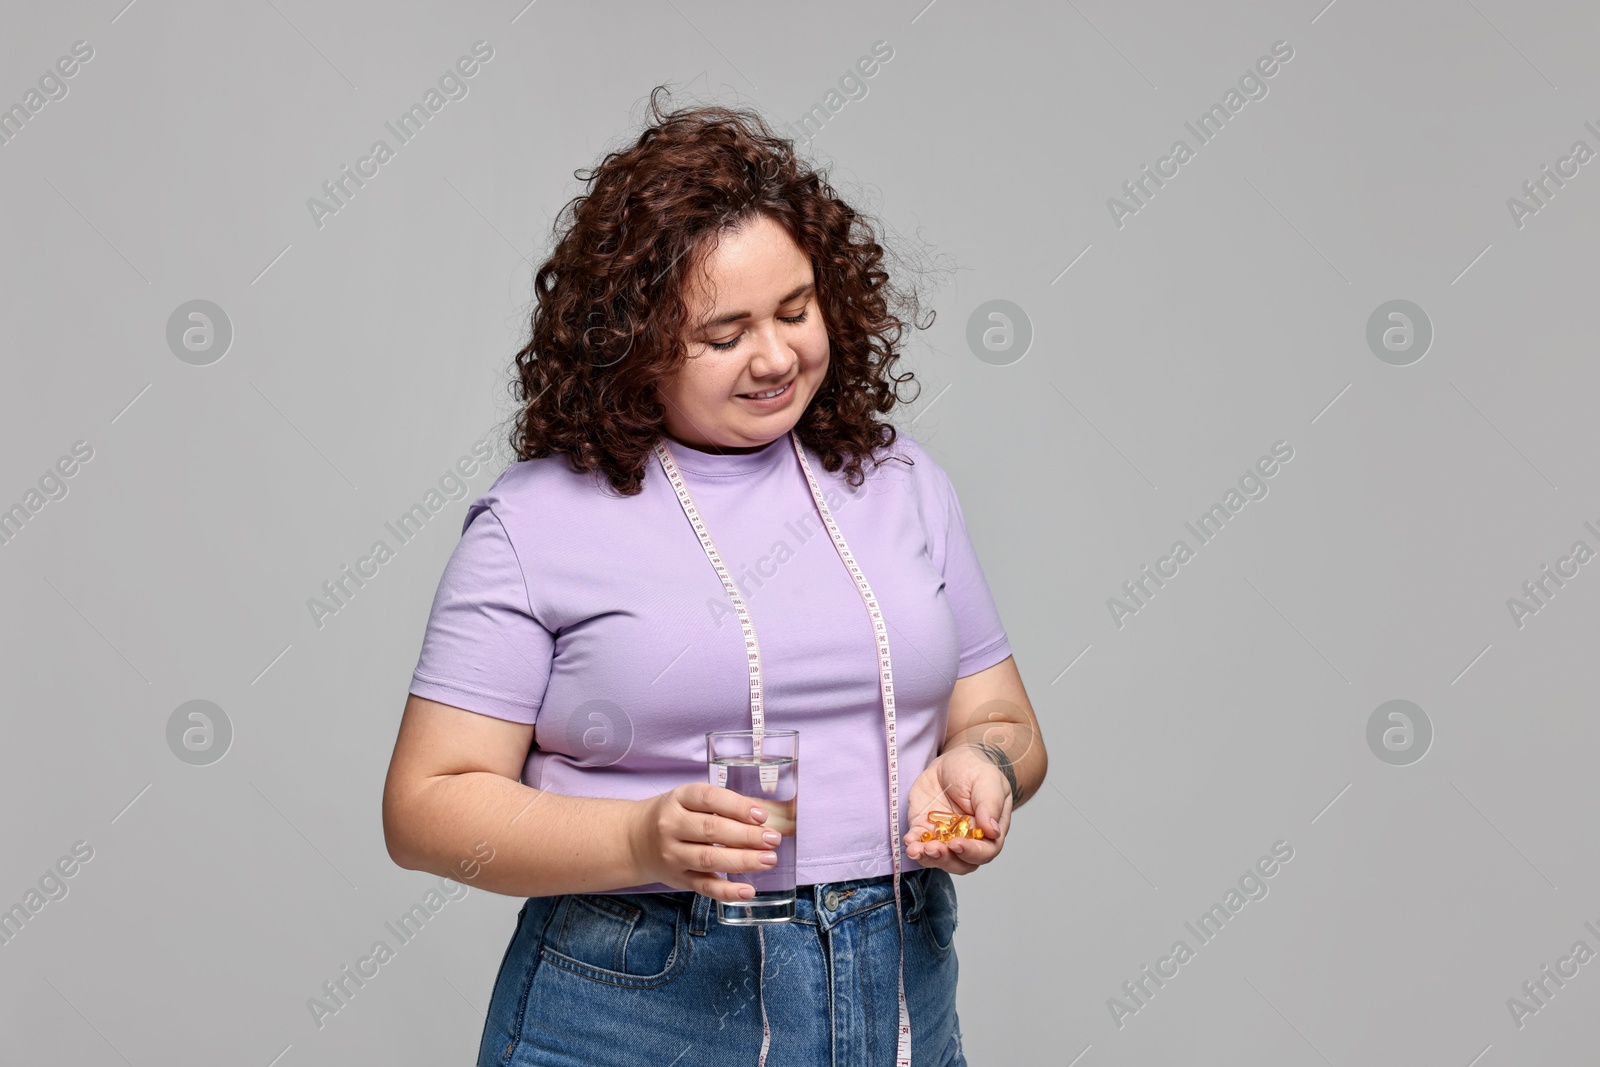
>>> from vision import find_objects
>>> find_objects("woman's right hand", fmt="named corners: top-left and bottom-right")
top-left (628, 783), bottom-right (784, 902)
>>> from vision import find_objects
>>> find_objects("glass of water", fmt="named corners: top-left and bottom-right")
top-left (707, 728), bottom-right (798, 924)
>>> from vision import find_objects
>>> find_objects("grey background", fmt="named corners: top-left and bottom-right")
top-left (2, 0), bottom-right (1597, 1064)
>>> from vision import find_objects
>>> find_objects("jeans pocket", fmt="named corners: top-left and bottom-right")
top-left (917, 868), bottom-right (959, 961)
top-left (538, 892), bottom-right (690, 988)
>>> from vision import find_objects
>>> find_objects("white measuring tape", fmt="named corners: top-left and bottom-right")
top-left (654, 429), bottom-right (913, 1067)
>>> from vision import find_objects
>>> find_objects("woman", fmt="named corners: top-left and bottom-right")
top-left (382, 89), bottom-right (1047, 1067)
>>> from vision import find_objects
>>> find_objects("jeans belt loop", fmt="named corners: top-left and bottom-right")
top-left (688, 892), bottom-right (712, 937)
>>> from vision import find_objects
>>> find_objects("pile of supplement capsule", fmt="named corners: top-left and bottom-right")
top-left (920, 809), bottom-right (985, 842)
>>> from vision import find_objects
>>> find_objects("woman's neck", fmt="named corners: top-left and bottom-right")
top-left (664, 430), bottom-right (779, 455)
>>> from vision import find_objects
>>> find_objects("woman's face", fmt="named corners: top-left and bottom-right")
top-left (657, 214), bottom-right (830, 453)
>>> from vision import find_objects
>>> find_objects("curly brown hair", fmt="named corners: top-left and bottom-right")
top-left (508, 86), bottom-right (929, 496)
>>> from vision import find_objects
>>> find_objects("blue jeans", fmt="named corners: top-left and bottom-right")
top-left (477, 866), bottom-right (967, 1066)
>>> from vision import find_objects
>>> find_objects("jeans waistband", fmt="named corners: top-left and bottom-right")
top-left (686, 867), bottom-right (929, 936)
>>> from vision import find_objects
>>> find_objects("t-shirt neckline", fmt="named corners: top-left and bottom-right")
top-left (662, 432), bottom-right (793, 478)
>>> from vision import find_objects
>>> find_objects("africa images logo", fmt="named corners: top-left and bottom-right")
top-left (1106, 441), bottom-right (1295, 628)
top-left (0, 40), bottom-right (95, 149)
top-left (1106, 840), bottom-right (1295, 1028)
top-left (306, 433), bottom-right (500, 630)
top-left (305, 41), bottom-right (494, 230)
top-left (1106, 40), bottom-right (1295, 228)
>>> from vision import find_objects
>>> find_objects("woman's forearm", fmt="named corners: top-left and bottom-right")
top-left (939, 657), bottom-right (1048, 810)
top-left (385, 770), bottom-right (648, 897)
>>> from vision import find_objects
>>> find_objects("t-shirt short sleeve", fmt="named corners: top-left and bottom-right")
top-left (408, 502), bottom-right (554, 724)
top-left (920, 449), bottom-right (1013, 678)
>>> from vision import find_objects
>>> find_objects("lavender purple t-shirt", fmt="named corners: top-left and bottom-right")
top-left (407, 429), bottom-right (1012, 893)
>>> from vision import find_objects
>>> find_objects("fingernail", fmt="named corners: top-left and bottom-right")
top-left (762, 830), bottom-right (781, 846)
top-left (759, 851), bottom-right (778, 865)
top-left (751, 807), bottom-right (767, 822)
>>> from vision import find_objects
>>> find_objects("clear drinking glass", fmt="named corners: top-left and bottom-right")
top-left (707, 728), bottom-right (798, 924)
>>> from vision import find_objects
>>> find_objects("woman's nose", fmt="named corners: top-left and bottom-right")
top-left (746, 321), bottom-right (797, 377)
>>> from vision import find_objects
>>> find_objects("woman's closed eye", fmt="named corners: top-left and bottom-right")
top-left (706, 307), bottom-right (811, 351)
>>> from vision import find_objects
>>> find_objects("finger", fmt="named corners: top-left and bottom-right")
top-left (682, 782), bottom-right (771, 824)
top-left (968, 766), bottom-right (1011, 841)
top-left (906, 828), bottom-right (969, 861)
top-left (755, 798), bottom-right (796, 838)
top-left (681, 842), bottom-right (779, 876)
top-left (681, 810), bottom-right (781, 853)
top-left (692, 875), bottom-right (758, 903)
top-left (993, 791), bottom-right (1015, 843)
top-left (684, 784), bottom-right (796, 839)
top-left (956, 817), bottom-right (1005, 855)
top-left (902, 822), bottom-right (938, 853)
top-left (919, 850), bottom-right (978, 876)
top-left (974, 791), bottom-right (1013, 850)
top-left (946, 836), bottom-right (1000, 864)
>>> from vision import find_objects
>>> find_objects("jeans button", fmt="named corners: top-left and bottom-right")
top-left (823, 889), bottom-right (840, 910)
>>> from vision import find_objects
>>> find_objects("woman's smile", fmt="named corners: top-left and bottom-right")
top-left (735, 377), bottom-right (797, 408)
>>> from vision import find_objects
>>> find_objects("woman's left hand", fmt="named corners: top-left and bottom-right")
top-left (901, 744), bottom-right (1014, 875)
